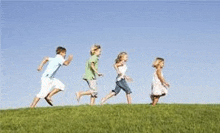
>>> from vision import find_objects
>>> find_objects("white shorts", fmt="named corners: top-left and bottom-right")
top-left (36, 77), bottom-right (65, 98)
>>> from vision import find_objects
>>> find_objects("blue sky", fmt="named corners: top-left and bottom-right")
top-left (1, 1), bottom-right (220, 109)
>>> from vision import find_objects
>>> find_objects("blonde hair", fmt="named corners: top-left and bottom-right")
top-left (90, 44), bottom-right (101, 55)
top-left (115, 52), bottom-right (127, 63)
top-left (152, 57), bottom-right (164, 68)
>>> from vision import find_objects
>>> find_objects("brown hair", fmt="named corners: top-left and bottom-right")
top-left (152, 57), bottom-right (164, 68)
top-left (56, 46), bottom-right (66, 54)
top-left (115, 52), bottom-right (127, 63)
top-left (90, 44), bottom-right (101, 55)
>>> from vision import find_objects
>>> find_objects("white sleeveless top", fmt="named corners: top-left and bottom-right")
top-left (116, 63), bottom-right (127, 81)
top-left (153, 71), bottom-right (163, 85)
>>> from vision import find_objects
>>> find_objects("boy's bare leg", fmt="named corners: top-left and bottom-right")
top-left (126, 94), bottom-right (132, 104)
top-left (90, 96), bottom-right (95, 106)
top-left (30, 97), bottom-right (40, 108)
top-left (101, 92), bottom-right (115, 105)
top-left (45, 88), bottom-right (61, 106)
top-left (76, 90), bottom-right (92, 102)
top-left (46, 88), bottom-right (61, 99)
top-left (152, 96), bottom-right (160, 106)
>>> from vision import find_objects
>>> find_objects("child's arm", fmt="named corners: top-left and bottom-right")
top-left (124, 75), bottom-right (133, 82)
top-left (37, 57), bottom-right (49, 71)
top-left (114, 62), bottom-right (123, 75)
top-left (156, 69), bottom-right (170, 87)
top-left (63, 55), bottom-right (73, 66)
top-left (91, 62), bottom-right (103, 77)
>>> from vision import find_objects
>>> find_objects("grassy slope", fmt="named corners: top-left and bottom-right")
top-left (0, 104), bottom-right (220, 133)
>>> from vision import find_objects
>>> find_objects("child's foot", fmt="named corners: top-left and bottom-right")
top-left (100, 98), bottom-right (105, 105)
top-left (150, 94), bottom-right (154, 102)
top-left (76, 92), bottom-right (81, 102)
top-left (45, 97), bottom-right (53, 106)
top-left (161, 93), bottom-right (166, 96)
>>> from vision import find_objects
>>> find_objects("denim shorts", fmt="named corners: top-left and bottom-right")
top-left (112, 79), bottom-right (132, 95)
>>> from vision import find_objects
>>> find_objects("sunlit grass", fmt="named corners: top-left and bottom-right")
top-left (1, 104), bottom-right (219, 133)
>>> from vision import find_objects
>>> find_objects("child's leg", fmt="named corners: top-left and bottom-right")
top-left (90, 96), bottom-right (96, 106)
top-left (31, 77), bottom-right (52, 107)
top-left (46, 88), bottom-right (61, 99)
top-left (126, 94), bottom-right (132, 104)
top-left (45, 78), bottom-right (65, 105)
top-left (101, 92), bottom-right (115, 105)
top-left (45, 88), bottom-right (61, 106)
top-left (152, 96), bottom-right (160, 106)
top-left (118, 79), bottom-right (132, 104)
top-left (150, 95), bottom-right (154, 104)
top-left (30, 97), bottom-right (40, 108)
top-left (101, 81), bottom-right (122, 105)
top-left (76, 90), bottom-right (93, 102)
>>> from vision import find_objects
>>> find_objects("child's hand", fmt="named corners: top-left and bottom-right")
top-left (164, 82), bottom-right (170, 88)
top-left (37, 66), bottom-right (42, 71)
top-left (125, 76), bottom-right (133, 82)
top-left (118, 72), bottom-right (122, 76)
top-left (98, 73), bottom-right (104, 77)
top-left (68, 55), bottom-right (73, 60)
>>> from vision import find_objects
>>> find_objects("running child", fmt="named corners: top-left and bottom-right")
top-left (101, 52), bottom-right (133, 105)
top-left (30, 46), bottom-right (73, 108)
top-left (150, 57), bottom-right (170, 106)
top-left (76, 44), bottom-right (103, 106)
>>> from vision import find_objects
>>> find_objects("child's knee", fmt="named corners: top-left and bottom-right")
top-left (58, 84), bottom-right (65, 91)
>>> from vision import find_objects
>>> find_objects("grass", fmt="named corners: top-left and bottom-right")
top-left (0, 104), bottom-right (220, 133)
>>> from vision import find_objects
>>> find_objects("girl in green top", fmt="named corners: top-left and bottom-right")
top-left (76, 44), bottom-right (103, 105)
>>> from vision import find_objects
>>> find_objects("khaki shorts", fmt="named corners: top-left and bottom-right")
top-left (85, 79), bottom-right (97, 98)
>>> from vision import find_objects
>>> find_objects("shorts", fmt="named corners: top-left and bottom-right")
top-left (112, 79), bottom-right (132, 95)
top-left (84, 79), bottom-right (97, 98)
top-left (36, 77), bottom-right (65, 98)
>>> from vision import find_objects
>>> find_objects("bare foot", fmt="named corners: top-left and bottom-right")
top-left (45, 97), bottom-right (53, 106)
top-left (100, 98), bottom-right (105, 105)
top-left (76, 92), bottom-right (81, 102)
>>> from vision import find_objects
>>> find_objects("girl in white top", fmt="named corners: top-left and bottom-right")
top-left (101, 52), bottom-right (133, 105)
top-left (151, 57), bottom-right (170, 106)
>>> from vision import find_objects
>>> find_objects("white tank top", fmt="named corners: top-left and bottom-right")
top-left (116, 63), bottom-right (127, 81)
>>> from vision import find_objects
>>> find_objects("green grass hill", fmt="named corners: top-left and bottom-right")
top-left (1, 104), bottom-right (219, 133)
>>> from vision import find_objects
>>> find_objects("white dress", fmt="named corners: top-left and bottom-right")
top-left (151, 71), bottom-right (168, 96)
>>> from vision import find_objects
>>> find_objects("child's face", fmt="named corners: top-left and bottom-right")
top-left (95, 49), bottom-right (102, 57)
top-left (160, 61), bottom-right (164, 68)
top-left (60, 51), bottom-right (66, 58)
top-left (122, 54), bottom-right (128, 62)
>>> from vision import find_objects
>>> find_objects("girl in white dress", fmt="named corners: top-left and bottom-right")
top-left (151, 57), bottom-right (170, 106)
top-left (101, 52), bottom-right (133, 105)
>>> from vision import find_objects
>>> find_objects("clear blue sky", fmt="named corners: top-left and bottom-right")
top-left (1, 1), bottom-right (220, 109)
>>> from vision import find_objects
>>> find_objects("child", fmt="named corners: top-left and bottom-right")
top-left (101, 52), bottom-right (133, 105)
top-left (76, 44), bottom-right (103, 106)
top-left (30, 46), bottom-right (73, 108)
top-left (150, 57), bottom-right (170, 106)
